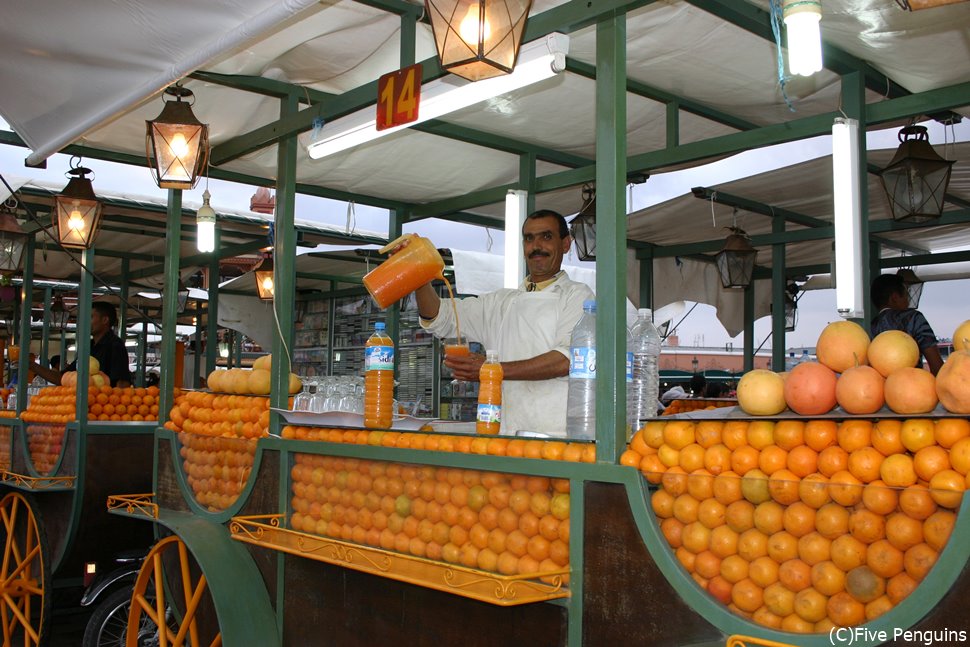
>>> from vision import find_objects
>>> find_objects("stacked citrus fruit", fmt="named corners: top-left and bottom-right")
top-left (290, 454), bottom-right (570, 582)
top-left (167, 391), bottom-right (273, 511)
top-left (281, 426), bottom-right (596, 462)
top-left (663, 399), bottom-right (736, 416)
top-left (623, 416), bottom-right (964, 633)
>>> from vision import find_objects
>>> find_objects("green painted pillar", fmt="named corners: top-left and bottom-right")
top-left (40, 286), bottom-right (51, 365)
top-left (119, 258), bottom-right (130, 341)
top-left (666, 101), bottom-right (679, 149)
top-left (771, 214), bottom-right (786, 371)
top-left (270, 94), bottom-right (299, 423)
top-left (842, 72), bottom-right (871, 327)
top-left (519, 153), bottom-right (537, 216)
top-left (15, 238), bottom-right (35, 409)
top-left (386, 209), bottom-right (403, 361)
top-left (137, 321), bottom-right (147, 387)
top-left (193, 305), bottom-right (203, 388)
top-left (205, 227), bottom-right (221, 377)
top-left (743, 282), bottom-right (755, 372)
top-left (593, 12), bottom-right (627, 463)
top-left (400, 12), bottom-right (416, 67)
top-left (638, 247), bottom-right (653, 310)
top-left (159, 189), bottom-right (182, 424)
top-left (76, 248), bottom-right (94, 422)
top-left (233, 331), bottom-right (243, 369)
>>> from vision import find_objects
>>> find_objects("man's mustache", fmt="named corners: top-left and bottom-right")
top-left (529, 251), bottom-right (549, 258)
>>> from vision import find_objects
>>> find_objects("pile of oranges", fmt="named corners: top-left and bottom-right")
top-left (19, 384), bottom-right (161, 423)
top-left (26, 424), bottom-right (65, 474)
top-left (622, 416), bottom-right (964, 633)
top-left (21, 386), bottom-right (77, 424)
top-left (290, 454), bottom-right (570, 581)
top-left (281, 426), bottom-right (596, 463)
top-left (662, 399), bottom-right (736, 416)
top-left (165, 391), bottom-right (272, 438)
top-left (0, 410), bottom-right (16, 420)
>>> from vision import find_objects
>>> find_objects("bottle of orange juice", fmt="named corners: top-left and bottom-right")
top-left (476, 350), bottom-right (503, 435)
top-left (364, 322), bottom-right (394, 429)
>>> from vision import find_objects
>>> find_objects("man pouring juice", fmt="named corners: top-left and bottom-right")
top-left (371, 210), bottom-right (592, 437)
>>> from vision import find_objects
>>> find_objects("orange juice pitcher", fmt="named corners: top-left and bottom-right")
top-left (363, 234), bottom-right (444, 309)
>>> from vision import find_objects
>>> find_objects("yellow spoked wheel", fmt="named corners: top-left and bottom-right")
top-left (127, 536), bottom-right (222, 647)
top-left (0, 491), bottom-right (50, 647)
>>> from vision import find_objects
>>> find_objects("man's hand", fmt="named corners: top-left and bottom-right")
top-left (444, 352), bottom-right (485, 382)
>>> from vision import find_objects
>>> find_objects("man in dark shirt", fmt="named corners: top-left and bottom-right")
top-left (870, 273), bottom-right (943, 375)
top-left (31, 302), bottom-right (132, 387)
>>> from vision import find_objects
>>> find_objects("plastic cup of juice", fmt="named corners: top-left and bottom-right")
top-left (443, 339), bottom-right (470, 359)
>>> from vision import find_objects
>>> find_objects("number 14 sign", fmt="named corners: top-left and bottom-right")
top-left (377, 64), bottom-right (421, 131)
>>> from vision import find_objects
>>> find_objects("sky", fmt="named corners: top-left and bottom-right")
top-left (2, 117), bottom-right (969, 352)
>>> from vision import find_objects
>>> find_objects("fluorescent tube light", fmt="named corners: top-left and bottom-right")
top-left (504, 189), bottom-right (527, 288)
top-left (784, 0), bottom-right (823, 76)
top-left (832, 117), bottom-right (864, 319)
top-left (307, 33), bottom-right (569, 160)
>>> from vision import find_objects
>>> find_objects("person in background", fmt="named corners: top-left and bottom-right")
top-left (410, 209), bottom-right (593, 436)
top-left (870, 273), bottom-right (943, 376)
top-left (29, 302), bottom-right (132, 387)
top-left (689, 372), bottom-right (707, 397)
top-left (703, 381), bottom-right (729, 399)
top-left (49, 355), bottom-right (61, 372)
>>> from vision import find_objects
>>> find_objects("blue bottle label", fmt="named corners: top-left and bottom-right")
top-left (569, 347), bottom-right (596, 379)
top-left (365, 345), bottom-right (394, 371)
top-left (626, 352), bottom-right (634, 383)
top-left (476, 403), bottom-right (501, 424)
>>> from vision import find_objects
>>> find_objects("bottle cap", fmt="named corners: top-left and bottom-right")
top-left (583, 299), bottom-right (596, 312)
top-left (638, 308), bottom-right (652, 318)
top-left (486, 349), bottom-right (499, 362)
top-left (375, 321), bottom-right (386, 331)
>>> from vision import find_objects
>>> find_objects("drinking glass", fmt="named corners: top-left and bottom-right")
top-left (443, 337), bottom-right (470, 397)
top-left (293, 378), bottom-right (312, 412)
top-left (309, 377), bottom-right (328, 413)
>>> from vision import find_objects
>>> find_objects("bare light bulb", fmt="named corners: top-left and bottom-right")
top-left (784, 1), bottom-right (823, 76)
top-left (68, 201), bottom-right (85, 232)
top-left (170, 132), bottom-right (190, 159)
top-left (261, 276), bottom-right (274, 292)
top-left (196, 189), bottom-right (217, 253)
top-left (458, 3), bottom-right (490, 47)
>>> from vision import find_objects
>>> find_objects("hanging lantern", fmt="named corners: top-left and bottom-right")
top-left (50, 293), bottom-right (70, 331)
top-left (784, 283), bottom-right (799, 332)
top-left (715, 227), bottom-right (757, 289)
top-left (569, 184), bottom-right (596, 262)
top-left (254, 256), bottom-right (275, 301)
top-left (896, 267), bottom-right (925, 308)
top-left (177, 279), bottom-right (191, 314)
top-left (53, 161), bottom-right (104, 249)
top-left (0, 202), bottom-right (27, 274)
top-left (196, 189), bottom-right (217, 253)
top-left (425, 0), bottom-right (533, 81)
top-left (146, 84), bottom-right (209, 190)
top-left (879, 125), bottom-right (954, 222)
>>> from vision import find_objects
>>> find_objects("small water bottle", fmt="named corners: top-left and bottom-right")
top-left (628, 308), bottom-right (662, 436)
top-left (566, 300), bottom-right (597, 440)
top-left (6, 390), bottom-right (16, 411)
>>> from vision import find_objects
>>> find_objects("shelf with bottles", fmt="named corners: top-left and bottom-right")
top-left (292, 298), bottom-right (330, 377)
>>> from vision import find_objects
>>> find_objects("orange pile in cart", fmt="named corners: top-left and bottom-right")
top-left (623, 417), bottom-right (965, 633)
top-left (662, 399), bottom-right (736, 416)
top-left (290, 455), bottom-right (570, 582)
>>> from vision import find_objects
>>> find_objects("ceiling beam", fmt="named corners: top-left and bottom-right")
top-left (414, 120), bottom-right (592, 168)
top-left (127, 240), bottom-right (269, 281)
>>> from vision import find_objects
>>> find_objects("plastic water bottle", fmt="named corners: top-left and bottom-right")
top-left (627, 308), bottom-right (661, 436)
top-left (364, 322), bottom-right (394, 429)
top-left (476, 350), bottom-right (503, 435)
top-left (6, 390), bottom-right (16, 411)
top-left (566, 300), bottom-right (598, 440)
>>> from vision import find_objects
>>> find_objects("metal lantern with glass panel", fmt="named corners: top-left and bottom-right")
top-left (254, 256), bottom-right (275, 301)
top-left (0, 202), bottom-right (27, 274)
top-left (570, 184), bottom-right (596, 262)
top-left (50, 293), bottom-right (70, 331)
top-left (146, 85), bottom-right (209, 190)
top-left (715, 227), bottom-right (757, 288)
top-left (896, 267), bottom-right (925, 308)
top-left (177, 279), bottom-right (191, 314)
top-left (784, 282), bottom-right (800, 332)
top-left (54, 162), bottom-right (103, 249)
top-left (425, 0), bottom-right (533, 81)
top-left (879, 125), bottom-right (954, 222)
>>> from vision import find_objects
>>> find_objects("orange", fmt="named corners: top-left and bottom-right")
top-left (767, 531), bottom-right (799, 564)
top-left (786, 445), bottom-right (818, 478)
top-left (849, 509), bottom-right (886, 544)
top-left (698, 498), bottom-right (727, 530)
top-left (817, 446), bottom-right (849, 478)
top-left (753, 501), bottom-right (785, 535)
top-left (781, 613), bottom-right (815, 634)
top-left (630, 430), bottom-right (652, 456)
top-left (758, 446), bottom-right (788, 475)
top-left (720, 554), bottom-right (750, 583)
top-left (710, 525), bottom-right (740, 559)
top-left (899, 485), bottom-right (937, 520)
top-left (881, 454), bottom-right (918, 487)
top-left (673, 494), bottom-right (700, 525)
top-left (831, 535), bottom-right (868, 572)
top-left (827, 591), bottom-right (866, 627)
top-left (752, 607), bottom-right (783, 630)
top-left (768, 469), bottom-right (800, 506)
top-left (862, 480), bottom-right (899, 516)
top-left (798, 532), bottom-right (832, 566)
top-left (724, 500), bottom-right (755, 533)
top-left (526, 535), bottom-right (551, 562)
top-left (639, 454), bottom-right (666, 483)
top-left (730, 446), bottom-right (760, 476)
top-left (829, 474), bottom-right (864, 506)
top-left (935, 418), bottom-right (970, 449)
top-left (866, 539), bottom-right (904, 578)
top-left (663, 421), bottom-right (695, 450)
top-left (866, 595), bottom-right (894, 621)
top-left (848, 447), bottom-right (884, 483)
top-left (811, 560), bottom-right (846, 596)
top-left (872, 419), bottom-right (905, 456)
top-left (815, 503), bottom-right (850, 540)
top-left (773, 420), bottom-right (806, 451)
top-left (798, 473), bottom-right (832, 509)
top-left (695, 421), bottom-right (724, 449)
top-left (764, 581), bottom-right (796, 616)
top-left (903, 543), bottom-right (937, 581)
top-left (793, 587), bottom-right (828, 622)
top-left (694, 550), bottom-right (722, 580)
top-left (661, 467), bottom-right (688, 496)
top-left (914, 445), bottom-right (951, 482)
top-left (704, 444), bottom-right (732, 475)
top-left (737, 528), bottom-right (768, 561)
top-left (783, 502), bottom-right (816, 538)
top-left (901, 419), bottom-right (936, 453)
top-left (928, 469), bottom-right (966, 508)
top-left (923, 510), bottom-right (955, 551)
top-left (837, 420), bottom-right (872, 453)
top-left (722, 421), bottom-right (750, 450)
top-left (620, 450), bottom-right (642, 468)
top-left (748, 556), bottom-right (780, 588)
top-left (731, 578), bottom-right (764, 613)
top-left (707, 575), bottom-right (733, 605)
top-left (950, 437), bottom-right (970, 475)
top-left (886, 572), bottom-right (918, 604)
top-left (886, 513), bottom-right (924, 552)
top-left (687, 469), bottom-right (716, 501)
top-left (804, 420), bottom-right (837, 452)
top-left (661, 518), bottom-right (685, 549)
top-left (747, 421), bottom-right (775, 450)
top-left (642, 421), bottom-right (666, 449)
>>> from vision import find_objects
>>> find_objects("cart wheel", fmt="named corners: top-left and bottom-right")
top-left (0, 491), bottom-right (51, 646)
top-left (127, 536), bottom-right (221, 647)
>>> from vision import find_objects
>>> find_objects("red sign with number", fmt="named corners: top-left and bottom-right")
top-left (376, 64), bottom-right (422, 131)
